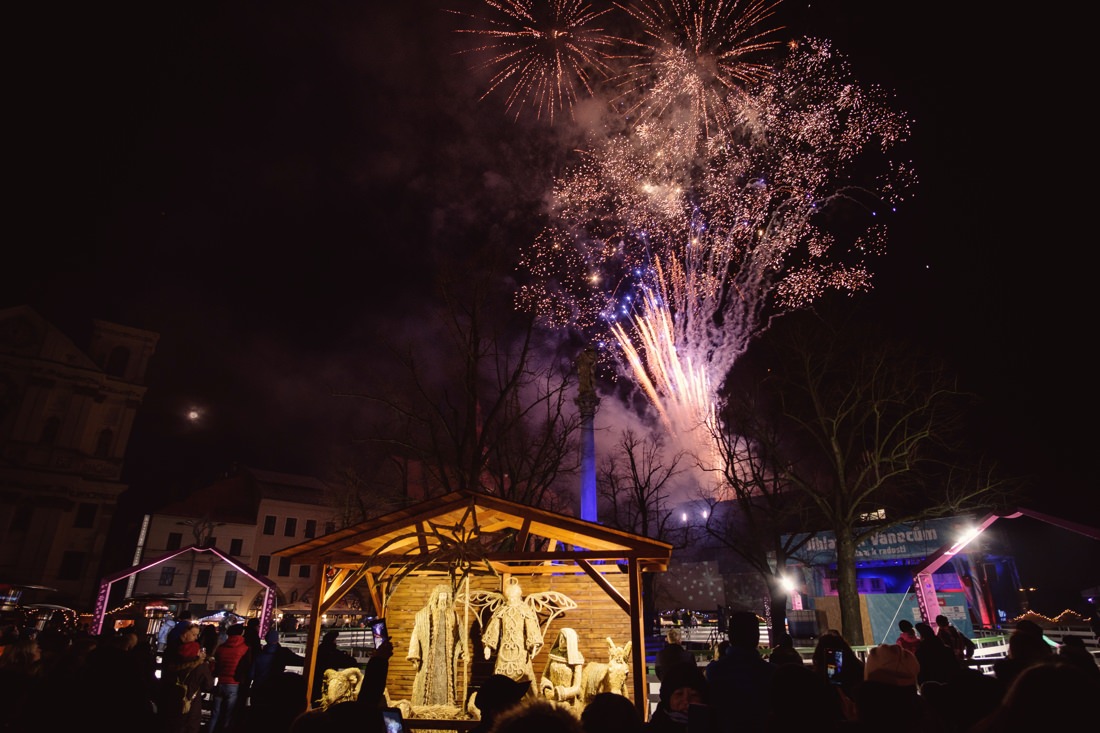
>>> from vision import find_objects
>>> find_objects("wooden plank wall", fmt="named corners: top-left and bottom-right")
top-left (383, 570), bottom-right (636, 707)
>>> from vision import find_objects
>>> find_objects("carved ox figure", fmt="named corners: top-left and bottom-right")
top-left (580, 637), bottom-right (631, 705)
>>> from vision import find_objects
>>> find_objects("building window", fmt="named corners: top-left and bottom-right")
top-left (158, 567), bottom-right (176, 586)
top-left (166, 532), bottom-right (183, 551)
top-left (9, 505), bottom-right (31, 533)
top-left (58, 551), bottom-right (86, 580)
top-left (298, 565), bottom-right (311, 578)
top-left (257, 555), bottom-right (271, 575)
top-left (278, 558), bottom-right (291, 577)
top-left (229, 538), bottom-right (243, 556)
top-left (94, 429), bottom-right (113, 458)
top-left (196, 569), bottom-right (210, 588)
top-left (106, 345), bottom-right (130, 377)
top-left (305, 519), bottom-right (317, 539)
top-left (73, 502), bottom-right (97, 529)
top-left (224, 570), bottom-right (237, 588)
top-left (325, 522), bottom-right (335, 534)
top-left (284, 518), bottom-right (297, 537)
top-left (204, 535), bottom-right (216, 549)
top-left (39, 416), bottom-right (61, 445)
top-left (263, 516), bottom-right (276, 535)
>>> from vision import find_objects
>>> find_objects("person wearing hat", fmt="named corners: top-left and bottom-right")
top-left (250, 626), bottom-right (307, 695)
top-left (470, 673), bottom-right (531, 733)
top-left (853, 644), bottom-right (935, 733)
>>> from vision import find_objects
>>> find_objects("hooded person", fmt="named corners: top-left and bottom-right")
top-left (470, 674), bottom-right (530, 733)
top-left (647, 660), bottom-right (708, 732)
top-left (540, 627), bottom-right (585, 710)
top-left (158, 640), bottom-right (214, 733)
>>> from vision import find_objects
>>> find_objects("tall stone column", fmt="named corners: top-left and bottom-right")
top-left (575, 347), bottom-right (600, 522)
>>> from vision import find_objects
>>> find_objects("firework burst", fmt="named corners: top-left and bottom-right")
top-left (517, 37), bottom-right (915, 457)
top-left (449, 0), bottom-right (620, 123)
top-left (612, 0), bottom-right (785, 142)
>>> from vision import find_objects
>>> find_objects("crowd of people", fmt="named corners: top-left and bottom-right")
top-left (644, 611), bottom-right (1099, 733)
top-left (0, 609), bottom-right (1097, 733)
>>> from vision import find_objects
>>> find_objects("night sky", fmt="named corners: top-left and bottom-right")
top-left (7, 2), bottom-right (1095, 613)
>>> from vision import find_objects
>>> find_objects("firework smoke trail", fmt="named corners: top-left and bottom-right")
top-left (517, 37), bottom-right (915, 459)
top-left (449, 0), bottom-right (619, 122)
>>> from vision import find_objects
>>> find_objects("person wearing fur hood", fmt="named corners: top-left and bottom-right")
top-left (158, 641), bottom-right (215, 733)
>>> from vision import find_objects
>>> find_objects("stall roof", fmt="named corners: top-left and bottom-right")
top-left (274, 490), bottom-right (672, 574)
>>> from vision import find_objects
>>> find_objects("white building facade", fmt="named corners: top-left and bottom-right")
top-left (128, 467), bottom-right (354, 617)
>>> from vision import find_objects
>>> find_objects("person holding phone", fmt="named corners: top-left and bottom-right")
top-left (810, 631), bottom-right (863, 697)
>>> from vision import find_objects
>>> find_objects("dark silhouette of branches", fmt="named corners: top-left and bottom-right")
top-left (750, 306), bottom-right (1020, 644)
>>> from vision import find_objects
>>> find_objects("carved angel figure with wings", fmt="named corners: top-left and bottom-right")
top-left (459, 577), bottom-right (577, 687)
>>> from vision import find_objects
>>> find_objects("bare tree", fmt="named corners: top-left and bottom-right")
top-left (337, 264), bottom-right (582, 528)
top-left (756, 308), bottom-right (1019, 644)
top-left (597, 428), bottom-right (686, 630)
top-left (701, 387), bottom-right (821, 642)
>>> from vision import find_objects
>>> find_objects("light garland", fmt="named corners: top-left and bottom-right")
top-left (1008, 609), bottom-right (1088, 626)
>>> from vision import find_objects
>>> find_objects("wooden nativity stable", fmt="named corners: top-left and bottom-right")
top-left (274, 490), bottom-right (672, 722)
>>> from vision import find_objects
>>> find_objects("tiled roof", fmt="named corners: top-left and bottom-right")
top-left (153, 466), bottom-right (329, 522)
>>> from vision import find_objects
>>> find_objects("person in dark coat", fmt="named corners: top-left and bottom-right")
top-left (240, 617), bottom-right (264, 708)
top-left (656, 627), bottom-right (696, 681)
top-left (991, 620), bottom-right (1054, 688)
top-left (250, 627), bottom-right (306, 694)
top-left (237, 671), bottom-right (309, 733)
top-left (810, 630), bottom-right (864, 711)
top-left (469, 674), bottom-right (531, 733)
top-left (581, 690), bottom-right (644, 733)
top-left (706, 611), bottom-right (775, 733)
top-left (970, 658), bottom-right (1100, 733)
top-left (1057, 635), bottom-right (1100, 677)
top-left (311, 630), bottom-right (359, 706)
top-left (765, 662), bottom-right (846, 733)
top-left (767, 632), bottom-right (804, 667)
top-left (913, 621), bottom-right (959, 686)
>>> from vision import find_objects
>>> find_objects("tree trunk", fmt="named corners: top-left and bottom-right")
top-left (835, 531), bottom-right (864, 645)
top-left (766, 581), bottom-right (788, 646)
